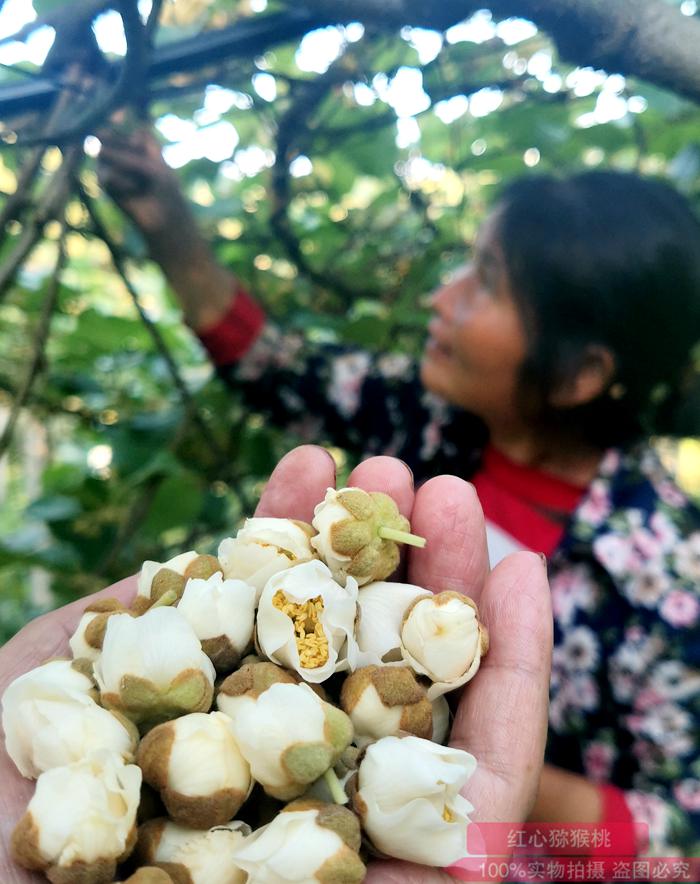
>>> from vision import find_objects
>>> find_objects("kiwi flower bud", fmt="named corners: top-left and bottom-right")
top-left (256, 560), bottom-right (358, 683)
top-left (136, 819), bottom-right (249, 884)
top-left (216, 660), bottom-right (299, 724)
top-left (231, 799), bottom-right (365, 883)
top-left (354, 580), bottom-right (431, 666)
top-left (218, 517), bottom-right (316, 599)
top-left (118, 870), bottom-right (174, 884)
top-left (137, 711), bottom-right (252, 829)
top-left (311, 487), bottom-right (425, 586)
top-left (354, 735), bottom-right (475, 865)
top-left (340, 665), bottom-right (432, 747)
top-left (177, 573), bottom-right (256, 672)
top-left (134, 551), bottom-right (222, 613)
top-left (118, 869), bottom-right (174, 884)
top-left (2, 659), bottom-right (136, 778)
top-left (228, 682), bottom-right (353, 801)
top-left (10, 750), bottom-right (141, 883)
top-left (68, 598), bottom-right (131, 662)
top-left (94, 607), bottom-right (215, 727)
top-left (401, 591), bottom-right (489, 699)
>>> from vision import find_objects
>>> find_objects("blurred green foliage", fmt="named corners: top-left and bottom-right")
top-left (1, 1), bottom-right (700, 641)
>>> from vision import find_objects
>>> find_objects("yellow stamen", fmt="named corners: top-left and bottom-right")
top-left (443, 806), bottom-right (456, 823)
top-left (273, 590), bottom-right (329, 668)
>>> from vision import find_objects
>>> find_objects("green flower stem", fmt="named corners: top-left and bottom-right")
top-left (150, 590), bottom-right (178, 609)
top-left (323, 768), bottom-right (349, 805)
top-left (377, 526), bottom-right (427, 548)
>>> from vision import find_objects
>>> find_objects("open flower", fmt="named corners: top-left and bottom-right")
top-left (94, 607), bottom-right (215, 727)
top-left (136, 819), bottom-right (249, 884)
top-left (69, 598), bottom-right (131, 662)
top-left (340, 666), bottom-right (432, 746)
top-left (311, 487), bottom-right (425, 586)
top-left (10, 750), bottom-right (141, 883)
top-left (354, 735), bottom-right (475, 865)
top-left (218, 518), bottom-right (316, 598)
top-left (231, 799), bottom-right (365, 883)
top-left (228, 682), bottom-right (352, 801)
top-left (217, 660), bottom-right (299, 724)
top-left (137, 711), bottom-right (252, 829)
top-left (134, 551), bottom-right (223, 613)
top-left (354, 580), bottom-right (431, 666)
top-left (401, 591), bottom-right (489, 699)
top-left (256, 560), bottom-right (358, 683)
top-left (3, 658), bottom-right (137, 778)
top-left (177, 573), bottom-right (256, 672)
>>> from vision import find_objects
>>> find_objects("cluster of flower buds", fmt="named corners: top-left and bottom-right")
top-left (3, 494), bottom-right (489, 883)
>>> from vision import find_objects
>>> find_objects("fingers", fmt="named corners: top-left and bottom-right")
top-left (407, 476), bottom-right (489, 599)
top-left (346, 456), bottom-right (414, 520)
top-left (449, 551), bottom-right (552, 821)
top-left (254, 445), bottom-right (336, 523)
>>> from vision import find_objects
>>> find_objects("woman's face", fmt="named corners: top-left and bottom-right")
top-left (420, 212), bottom-right (530, 428)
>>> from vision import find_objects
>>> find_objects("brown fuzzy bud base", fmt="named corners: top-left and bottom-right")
top-left (11, 810), bottom-right (132, 884)
top-left (340, 665), bottom-right (432, 740)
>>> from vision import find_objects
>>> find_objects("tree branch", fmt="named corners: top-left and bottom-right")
top-left (270, 57), bottom-right (371, 304)
top-left (0, 144), bottom-right (81, 305)
top-left (297, 0), bottom-right (700, 105)
top-left (77, 181), bottom-right (228, 467)
top-left (0, 226), bottom-right (67, 463)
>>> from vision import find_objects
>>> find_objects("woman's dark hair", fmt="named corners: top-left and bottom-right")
top-left (495, 171), bottom-right (700, 448)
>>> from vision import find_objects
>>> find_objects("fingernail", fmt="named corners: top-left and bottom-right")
top-left (539, 552), bottom-right (548, 569)
top-left (398, 459), bottom-right (414, 487)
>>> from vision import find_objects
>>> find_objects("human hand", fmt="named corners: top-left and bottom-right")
top-left (255, 446), bottom-right (553, 883)
top-left (96, 124), bottom-right (192, 239)
top-left (0, 445), bottom-right (552, 883)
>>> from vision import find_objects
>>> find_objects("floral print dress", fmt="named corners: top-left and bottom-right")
top-left (217, 323), bottom-right (700, 857)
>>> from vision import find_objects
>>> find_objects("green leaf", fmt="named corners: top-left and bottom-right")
top-left (25, 496), bottom-right (82, 522)
top-left (142, 473), bottom-right (204, 537)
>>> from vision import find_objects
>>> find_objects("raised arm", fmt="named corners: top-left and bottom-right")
top-left (97, 126), bottom-right (237, 332)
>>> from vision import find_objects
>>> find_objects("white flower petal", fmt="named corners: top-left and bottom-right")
top-left (346, 682), bottom-right (403, 747)
top-left (27, 751), bottom-right (141, 867)
top-left (231, 808), bottom-right (346, 881)
top-left (228, 683), bottom-right (326, 791)
top-left (153, 821), bottom-right (248, 884)
top-left (167, 712), bottom-right (250, 797)
top-left (401, 594), bottom-right (483, 699)
top-left (357, 735), bottom-right (475, 865)
top-left (178, 574), bottom-right (256, 649)
top-left (218, 518), bottom-right (315, 598)
top-left (95, 607), bottom-right (215, 694)
top-left (355, 581), bottom-right (431, 666)
top-left (311, 491), bottom-right (355, 578)
top-left (2, 660), bottom-right (97, 778)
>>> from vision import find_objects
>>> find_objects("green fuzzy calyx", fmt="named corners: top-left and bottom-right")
top-left (329, 490), bottom-right (420, 583)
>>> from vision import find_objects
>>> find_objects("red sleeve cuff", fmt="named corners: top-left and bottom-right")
top-left (594, 784), bottom-right (638, 857)
top-left (197, 286), bottom-right (266, 366)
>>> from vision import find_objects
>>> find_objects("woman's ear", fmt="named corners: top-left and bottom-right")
top-left (548, 345), bottom-right (617, 409)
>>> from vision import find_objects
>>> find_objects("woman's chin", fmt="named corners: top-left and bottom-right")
top-left (420, 355), bottom-right (449, 398)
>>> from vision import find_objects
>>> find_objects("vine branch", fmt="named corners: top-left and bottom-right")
top-left (0, 225), bottom-right (67, 463)
top-left (77, 180), bottom-right (228, 467)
